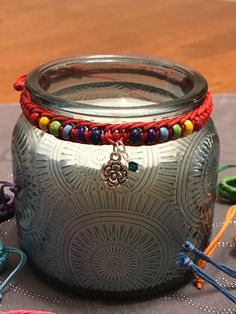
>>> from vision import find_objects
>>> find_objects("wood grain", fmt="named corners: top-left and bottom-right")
top-left (0, 0), bottom-right (236, 103)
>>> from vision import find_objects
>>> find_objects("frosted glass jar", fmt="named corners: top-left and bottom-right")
top-left (12, 55), bottom-right (219, 297)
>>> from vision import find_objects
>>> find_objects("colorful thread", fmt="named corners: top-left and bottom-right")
top-left (218, 164), bottom-right (236, 204)
top-left (14, 76), bottom-right (212, 146)
top-left (0, 240), bottom-right (27, 300)
top-left (176, 248), bottom-right (236, 304)
top-left (183, 241), bottom-right (236, 279)
top-left (195, 204), bottom-right (236, 289)
top-left (177, 164), bottom-right (236, 304)
top-left (0, 181), bottom-right (19, 222)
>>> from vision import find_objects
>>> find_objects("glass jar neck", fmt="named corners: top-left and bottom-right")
top-left (26, 55), bottom-right (207, 123)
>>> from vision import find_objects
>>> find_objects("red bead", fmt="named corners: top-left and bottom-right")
top-left (30, 113), bottom-right (39, 126)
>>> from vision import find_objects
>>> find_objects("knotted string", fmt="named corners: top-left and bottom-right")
top-left (0, 181), bottom-right (26, 300)
top-left (177, 164), bottom-right (236, 304)
top-left (0, 240), bottom-right (27, 300)
top-left (176, 252), bottom-right (236, 304)
top-left (195, 204), bottom-right (236, 286)
top-left (195, 165), bottom-right (236, 289)
top-left (183, 241), bottom-right (236, 279)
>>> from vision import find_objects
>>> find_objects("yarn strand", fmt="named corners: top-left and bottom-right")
top-left (0, 241), bottom-right (27, 300)
top-left (177, 164), bottom-right (236, 303)
top-left (176, 253), bottom-right (236, 304)
top-left (0, 181), bottom-right (19, 222)
top-left (183, 241), bottom-right (236, 279)
top-left (218, 164), bottom-right (236, 204)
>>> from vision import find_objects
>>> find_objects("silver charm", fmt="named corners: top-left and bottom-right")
top-left (101, 142), bottom-right (128, 187)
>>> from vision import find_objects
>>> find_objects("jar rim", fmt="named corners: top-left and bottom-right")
top-left (26, 55), bottom-right (208, 122)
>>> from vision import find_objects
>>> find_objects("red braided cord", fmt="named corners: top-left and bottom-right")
top-left (14, 76), bottom-right (212, 146)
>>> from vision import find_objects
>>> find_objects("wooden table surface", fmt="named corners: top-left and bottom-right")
top-left (0, 0), bottom-right (236, 103)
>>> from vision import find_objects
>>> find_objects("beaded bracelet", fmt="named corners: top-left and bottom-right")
top-left (14, 75), bottom-right (212, 187)
top-left (14, 76), bottom-right (212, 147)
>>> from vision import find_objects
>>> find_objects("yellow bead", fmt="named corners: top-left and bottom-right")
top-left (183, 120), bottom-right (194, 136)
top-left (39, 116), bottom-right (50, 131)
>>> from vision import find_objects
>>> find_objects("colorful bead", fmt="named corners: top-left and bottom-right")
top-left (183, 120), bottom-right (194, 136)
top-left (159, 127), bottom-right (169, 142)
top-left (49, 121), bottom-right (61, 136)
top-left (18, 86), bottom-right (212, 147)
top-left (62, 124), bottom-right (74, 140)
top-left (90, 128), bottom-right (103, 145)
top-left (130, 128), bottom-right (142, 144)
top-left (147, 128), bottom-right (156, 144)
top-left (30, 113), bottom-right (39, 126)
top-left (128, 161), bottom-right (138, 172)
top-left (77, 126), bottom-right (87, 142)
top-left (39, 116), bottom-right (50, 131)
top-left (171, 124), bottom-right (182, 139)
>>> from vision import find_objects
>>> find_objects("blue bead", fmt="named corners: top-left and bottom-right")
top-left (159, 127), bottom-right (169, 142)
top-left (90, 128), bottom-right (103, 145)
top-left (77, 126), bottom-right (87, 142)
top-left (62, 124), bottom-right (73, 140)
top-left (147, 128), bottom-right (156, 143)
top-left (130, 128), bottom-right (142, 144)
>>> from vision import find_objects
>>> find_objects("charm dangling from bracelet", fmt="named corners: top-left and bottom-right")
top-left (101, 141), bottom-right (137, 187)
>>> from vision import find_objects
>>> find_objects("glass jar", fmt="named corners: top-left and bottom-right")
top-left (12, 55), bottom-right (219, 297)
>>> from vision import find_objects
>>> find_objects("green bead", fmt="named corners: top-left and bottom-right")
top-left (171, 124), bottom-right (182, 139)
top-left (129, 161), bottom-right (138, 172)
top-left (49, 121), bottom-right (61, 136)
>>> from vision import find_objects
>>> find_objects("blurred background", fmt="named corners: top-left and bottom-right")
top-left (0, 0), bottom-right (236, 103)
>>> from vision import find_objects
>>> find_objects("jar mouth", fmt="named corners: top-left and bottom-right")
top-left (26, 55), bottom-right (207, 123)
